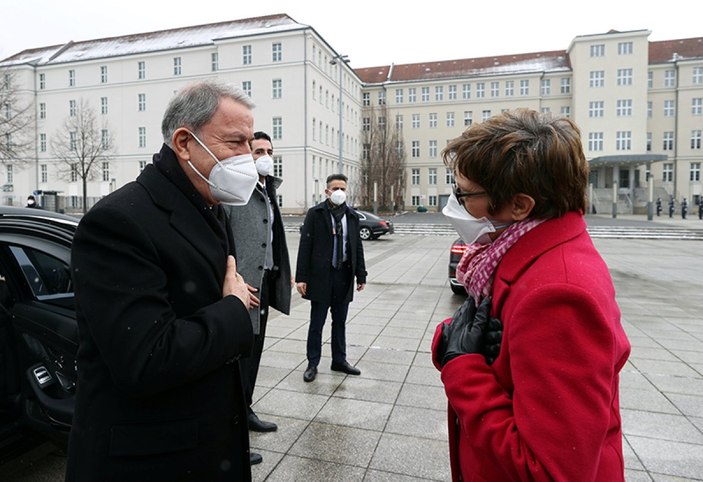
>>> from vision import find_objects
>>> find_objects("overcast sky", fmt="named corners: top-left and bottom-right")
top-left (1, 0), bottom-right (701, 68)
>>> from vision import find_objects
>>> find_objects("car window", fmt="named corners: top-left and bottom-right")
top-left (9, 246), bottom-right (72, 298)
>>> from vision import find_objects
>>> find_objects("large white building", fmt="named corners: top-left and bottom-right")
top-left (1, 15), bottom-right (702, 215)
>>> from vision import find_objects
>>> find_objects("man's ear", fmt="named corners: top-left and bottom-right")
top-left (171, 128), bottom-right (191, 161)
top-left (511, 193), bottom-right (535, 221)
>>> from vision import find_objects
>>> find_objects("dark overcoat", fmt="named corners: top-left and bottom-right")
top-left (295, 201), bottom-right (367, 304)
top-left (66, 145), bottom-right (254, 481)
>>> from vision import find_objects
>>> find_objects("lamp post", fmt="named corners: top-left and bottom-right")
top-left (330, 54), bottom-right (349, 174)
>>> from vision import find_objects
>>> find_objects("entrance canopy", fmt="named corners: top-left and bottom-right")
top-left (588, 154), bottom-right (668, 168)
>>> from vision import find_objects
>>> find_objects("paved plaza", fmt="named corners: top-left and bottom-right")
top-left (250, 220), bottom-right (703, 481)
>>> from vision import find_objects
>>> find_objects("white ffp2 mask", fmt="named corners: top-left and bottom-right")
top-left (442, 192), bottom-right (497, 245)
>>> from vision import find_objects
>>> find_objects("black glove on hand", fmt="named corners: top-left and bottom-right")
top-left (482, 317), bottom-right (503, 365)
top-left (436, 296), bottom-right (478, 365)
top-left (441, 296), bottom-right (492, 367)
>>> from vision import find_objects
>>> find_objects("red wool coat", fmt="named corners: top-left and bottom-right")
top-left (433, 211), bottom-right (631, 482)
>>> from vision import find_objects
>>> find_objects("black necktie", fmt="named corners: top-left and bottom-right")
top-left (334, 219), bottom-right (343, 269)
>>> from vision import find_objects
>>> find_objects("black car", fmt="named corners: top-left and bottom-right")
top-left (0, 206), bottom-right (79, 449)
top-left (356, 210), bottom-right (394, 240)
top-left (448, 238), bottom-right (468, 295)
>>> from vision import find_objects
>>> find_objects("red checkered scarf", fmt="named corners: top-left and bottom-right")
top-left (456, 218), bottom-right (544, 305)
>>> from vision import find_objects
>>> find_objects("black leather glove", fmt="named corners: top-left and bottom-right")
top-left (435, 296), bottom-right (478, 366)
top-left (482, 317), bottom-right (503, 365)
top-left (441, 296), bottom-right (492, 367)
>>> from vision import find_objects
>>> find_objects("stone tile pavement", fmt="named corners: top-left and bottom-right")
top-left (250, 231), bottom-right (703, 481)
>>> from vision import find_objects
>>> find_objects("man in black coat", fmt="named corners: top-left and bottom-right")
top-left (67, 81), bottom-right (258, 481)
top-left (295, 174), bottom-right (367, 383)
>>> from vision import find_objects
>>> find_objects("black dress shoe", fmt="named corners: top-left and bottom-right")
top-left (331, 360), bottom-right (361, 376)
top-left (250, 452), bottom-right (263, 465)
top-left (303, 365), bottom-right (317, 382)
top-left (248, 411), bottom-right (277, 432)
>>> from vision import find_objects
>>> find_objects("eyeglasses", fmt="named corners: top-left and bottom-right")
top-left (452, 182), bottom-right (487, 202)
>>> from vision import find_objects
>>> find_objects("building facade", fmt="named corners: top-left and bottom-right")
top-left (2, 17), bottom-right (702, 215)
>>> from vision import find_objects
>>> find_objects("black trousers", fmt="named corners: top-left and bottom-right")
top-left (240, 270), bottom-right (270, 409)
top-left (306, 263), bottom-right (352, 367)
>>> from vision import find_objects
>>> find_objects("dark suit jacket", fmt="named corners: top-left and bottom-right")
top-left (66, 145), bottom-right (254, 481)
top-left (295, 201), bottom-right (367, 304)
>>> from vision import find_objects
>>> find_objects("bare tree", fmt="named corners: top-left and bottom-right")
top-left (360, 103), bottom-right (406, 211)
top-left (51, 98), bottom-right (115, 213)
top-left (0, 69), bottom-right (35, 167)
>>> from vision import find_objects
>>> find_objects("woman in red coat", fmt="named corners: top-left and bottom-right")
top-left (432, 109), bottom-right (631, 481)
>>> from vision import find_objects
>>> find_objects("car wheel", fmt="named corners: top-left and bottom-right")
top-left (451, 284), bottom-right (467, 295)
top-left (359, 227), bottom-right (372, 240)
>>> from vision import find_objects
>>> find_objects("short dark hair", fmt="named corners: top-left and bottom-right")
top-left (252, 131), bottom-right (272, 143)
top-left (326, 173), bottom-right (348, 186)
top-left (442, 108), bottom-right (588, 219)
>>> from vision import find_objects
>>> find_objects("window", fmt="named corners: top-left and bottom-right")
top-left (428, 195), bottom-right (437, 207)
top-left (39, 73), bottom-right (45, 89)
top-left (69, 131), bottom-right (77, 151)
top-left (648, 71), bottom-right (653, 89)
top-left (100, 65), bottom-right (108, 83)
top-left (40, 164), bottom-right (47, 183)
top-left (242, 81), bottom-right (251, 97)
top-left (646, 132), bottom-right (652, 151)
top-left (137, 61), bottom-right (145, 79)
top-left (272, 79), bottom-right (282, 99)
top-left (39, 103), bottom-right (46, 119)
top-left (242, 45), bottom-right (252, 65)
top-left (590, 44), bottom-right (605, 57)
top-left (411, 168), bottom-right (420, 184)
top-left (617, 68), bottom-right (633, 86)
top-left (378, 91), bottom-right (386, 105)
top-left (395, 88), bottom-right (403, 104)
top-left (589, 101), bottom-right (605, 117)
top-left (445, 168), bottom-right (453, 184)
top-left (273, 156), bottom-right (283, 177)
top-left (272, 42), bottom-right (282, 62)
top-left (412, 114), bottom-right (420, 129)
top-left (429, 113), bottom-right (437, 128)
top-left (692, 130), bottom-right (702, 150)
top-left (482, 110), bottom-right (491, 121)
top-left (694, 67), bottom-right (703, 85)
top-left (519, 80), bottom-right (529, 95)
top-left (276, 195), bottom-right (283, 208)
top-left (505, 81), bottom-right (514, 97)
top-left (462, 83), bottom-right (471, 99)
top-left (362, 117), bottom-right (370, 132)
top-left (560, 78), bottom-right (571, 94)
top-left (102, 161), bottom-right (110, 182)
top-left (362, 92), bottom-right (370, 106)
top-left (429, 141), bottom-right (437, 159)
top-left (540, 79), bottom-right (550, 96)
top-left (272, 117), bottom-right (282, 140)
top-left (138, 93), bottom-right (146, 112)
top-left (446, 112), bottom-right (455, 128)
top-left (691, 162), bottom-right (701, 182)
top-left (411, 195), bottom-right (421, 206)
top-left (664, 70), bottom-right (676, 87)
top-left (211, 52), bottom-right (218, 71)
top-left (428, 167), bottom-right (437, 184)
top-left (9, 245), bottom-right (72, 297)
top-left (408, 88), bottom-right (416, 103)
top-left (68, 69), bottom-right (75, 87)
top-left (395, 114), bottom-right (404, 130)
top-left (39, 134), bottom-right (46, 153)
top-left (435, 86), bottom-right (444, 101)
top-left (100, 96), bottom-right (108, 114)
top-left (421, 87), bottom-right (430, 102)
top-left (69, 100), bottom-right (76, 117)
top-left (616, 99), bottom-right (632, 117)
top-left (448, 85), bottom-right (457, 100)
top-left (139, 160), bottom-right (147, 172)
top-left (560, 106), bottom-right (571, 117)
top-left (618, 42), bottom-right (633, 55)
top-left (662, 131), bottom-right (674, 151)
top-left (173, 57), bottom-right (182, 76)
top-left (662, 163), bottom-right (673, 182)
top-left (588, 132), bottom-right (603, 151)
top-left (664, 100), bottom-right (675, 117)
top-left (138, 127), bottom-right (146, 148)
top-left (101, 129), bottom-right (109, 149)
top-left (411, 142), bottom-right (420, 158)
top-left (463, 111), bottom-right (473, 126)
top-left (693, 98), bottom-right (703, 115)
top-left (648, 101), bottom-right (653, 118)
top-left (589, 71), bottom-right (605, 88)
top-left (476, 83), bottom-right (485, 98)
top-left (616, 131), bottom-right (631, 151)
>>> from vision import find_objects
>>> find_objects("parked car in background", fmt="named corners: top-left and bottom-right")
top-left (356, 210), bottom-right (394, 240)
top-left (448, 238), bottom-right (468, 295)
top-left (0, 207), bottom-right (79, 450)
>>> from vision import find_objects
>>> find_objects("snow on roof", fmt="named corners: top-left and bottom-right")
top-left (1, 14), bottom-right (304, 67)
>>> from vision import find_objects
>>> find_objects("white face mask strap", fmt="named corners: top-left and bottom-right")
top-left (186, 130), bottom-right (222, 167)
top-left (187, 160), bottom-right (217, 189)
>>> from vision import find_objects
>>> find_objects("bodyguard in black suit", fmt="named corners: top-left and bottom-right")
top-left (295, 174), bottom-right (367, 382)
top-left (67, 81), bottom-right (259, 481)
